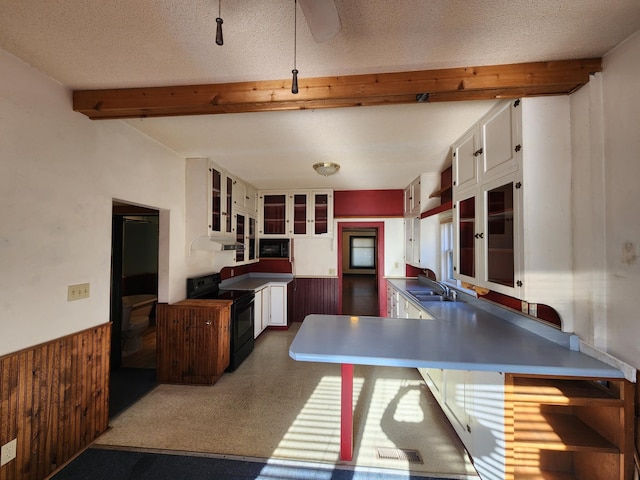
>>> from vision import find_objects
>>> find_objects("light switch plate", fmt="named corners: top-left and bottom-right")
top-left (67, 283), bottom-right (90, 301)
top-left (1, 438), bottom-right (17, 466)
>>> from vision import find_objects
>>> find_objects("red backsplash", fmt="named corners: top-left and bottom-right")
top-left (220, 260), bottom-right (292, 280)
top-left (404, 266), bottom-right (562, 328)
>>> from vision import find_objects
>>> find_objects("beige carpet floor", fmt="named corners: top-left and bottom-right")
top-left (96, 323), bottom-right (478, 479)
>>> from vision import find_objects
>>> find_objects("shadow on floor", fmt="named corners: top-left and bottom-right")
top-left (109, 368), bottom-right (157, 418)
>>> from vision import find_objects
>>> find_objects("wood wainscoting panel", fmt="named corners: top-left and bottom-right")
top-left (0, 323), bottom-right (110, 480)
top-left (290, 277), bottom-right (339, 323)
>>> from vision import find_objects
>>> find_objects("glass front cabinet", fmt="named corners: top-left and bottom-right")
top-left (454, 174), bottom-right (522, 297)
top-left (453, 98), bottom-right (524, 297)
top-left (259, 189), bottom-right (333, 238)
top-left (234, 212), bottom-right (257, 263)
top-left (451, 97), bottom-right (574, 322)
top-left (209, 165), bottom-right (234, 237)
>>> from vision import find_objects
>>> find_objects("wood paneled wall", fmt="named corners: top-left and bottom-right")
top-left (0, 324), bottom-right (110, 480)
top-left (290, 277), bottom-right (339, 322)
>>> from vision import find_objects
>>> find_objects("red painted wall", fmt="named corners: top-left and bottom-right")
top-left (334, 190), bottom-right (404, 217)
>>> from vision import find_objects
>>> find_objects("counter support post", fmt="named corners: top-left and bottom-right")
top-left (340, 363), bottom-right (353, 461)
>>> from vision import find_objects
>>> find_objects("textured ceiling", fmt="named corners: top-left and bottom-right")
top-left (1, 0), bottom-right (639, 190)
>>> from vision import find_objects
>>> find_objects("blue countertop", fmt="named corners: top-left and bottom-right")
top-left (220, 273), bottom-right (293, 291)
top-left (289, 281), bottom-right (625, 378)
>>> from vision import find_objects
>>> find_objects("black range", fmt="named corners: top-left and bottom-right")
top-left (186, 273), bottom-right (255, 372)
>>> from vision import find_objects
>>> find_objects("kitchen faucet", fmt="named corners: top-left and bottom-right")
top-left (433, 280), bottom-right (457, 301)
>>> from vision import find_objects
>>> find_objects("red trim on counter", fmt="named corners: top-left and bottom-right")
top-left (482, 290), bottom-right (562, 328)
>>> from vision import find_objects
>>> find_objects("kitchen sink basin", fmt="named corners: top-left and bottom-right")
top-left (407, 289), bottom-right (437, 296)
top-left (414, 294), bottom-right (450, 302)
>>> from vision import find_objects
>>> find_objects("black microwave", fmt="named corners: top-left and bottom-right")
top-left (259, 238), bottom-right (290, 259)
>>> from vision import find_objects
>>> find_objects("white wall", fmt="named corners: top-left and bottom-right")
top-left (292, 218), bottom-right (405, 278)
top-left (0, 49), bottom-right (188, 356)
top-left (571, 30), bottom-right (640, 369)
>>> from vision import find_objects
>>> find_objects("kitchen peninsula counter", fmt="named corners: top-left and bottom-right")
top-left (289, 312), bottom-right (623, 378)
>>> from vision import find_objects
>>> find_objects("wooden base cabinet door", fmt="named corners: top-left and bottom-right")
top-left (157, 300), bottom-right (231, 385)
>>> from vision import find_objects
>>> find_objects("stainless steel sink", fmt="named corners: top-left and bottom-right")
top-left (407, 289), bottom-right (437, 296)
top-left (414, 294), bottom-right (450, 302)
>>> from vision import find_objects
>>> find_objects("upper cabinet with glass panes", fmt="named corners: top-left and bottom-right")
top-left (184, 157), bottom-right (258, 265)
top-left (259, 189), bottom-right (333, 238)
top-left (451, 98), bottom-right (575, 327)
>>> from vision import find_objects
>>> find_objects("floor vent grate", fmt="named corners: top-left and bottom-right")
top-left (375, 447), bottom-right (423, 464)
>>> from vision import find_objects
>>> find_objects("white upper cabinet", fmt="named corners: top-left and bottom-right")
top-left (259, 189), bottom-right (333, 238)
top-left (403, 173), bottom-right (440, 216)
top-left (452, 127), bottom-right (479, 193)
top-left (451, 97), bottom-right (574, 326)
top-left (479, 99), bottom-right (522, 182)
top-left (453, 100), bottom-right (521, 195)
top-left (210, 164), bottom-right (234, 237)
top-left (185, 157), bottom-right (259, 264)
top-left (232, 178), bottom-right (258, 213)
top-left (186, 158), bottom-right (233, 242)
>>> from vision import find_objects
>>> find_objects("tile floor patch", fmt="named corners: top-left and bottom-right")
top-left (375, 447), bottom-right (423, 464)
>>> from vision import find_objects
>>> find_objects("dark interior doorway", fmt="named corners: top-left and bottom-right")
top-left (110, 202), bottom-right (159, 417)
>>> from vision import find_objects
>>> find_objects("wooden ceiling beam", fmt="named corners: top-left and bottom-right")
top-left (73, 58), bottom-right (602, 119)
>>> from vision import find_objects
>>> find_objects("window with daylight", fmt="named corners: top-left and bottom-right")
top-left (441, 221), bottom-right (455, 285)
top-left (350, 236), bottom-right (375, 269)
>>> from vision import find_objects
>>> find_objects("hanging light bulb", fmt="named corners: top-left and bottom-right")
top-left (216, 0), bottom-right (223, 46)
top-left (291, 0), bottom-right (298, 94)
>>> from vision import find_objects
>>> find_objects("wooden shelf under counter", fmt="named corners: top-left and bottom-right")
top-left (505, 374), bottom-right (634, 480)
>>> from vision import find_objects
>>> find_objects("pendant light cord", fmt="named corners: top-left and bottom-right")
top-left (291, 0), bottom-right (299, 93)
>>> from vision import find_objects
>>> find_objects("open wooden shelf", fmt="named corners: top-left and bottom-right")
top-left (429, 185), bottom-right (452, 198)
top-left (514, 409), bottom-right (619, 452)
top-left (512, 376), bottom-right (624, 406)
top-left (514, 471), bottom-right (576, 480)
top-left (505, 374), bottom-right (634, 480)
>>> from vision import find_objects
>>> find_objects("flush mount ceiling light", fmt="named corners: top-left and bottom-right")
top-left (313, 162), bottom-right (340, 176)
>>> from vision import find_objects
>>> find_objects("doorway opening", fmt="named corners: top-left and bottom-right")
top-left (338, 222), bottom-right (385, 316)
top-left (110, 201), bottom-right (159, 417)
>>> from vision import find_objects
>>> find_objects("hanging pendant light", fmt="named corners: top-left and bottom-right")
top-left (291, 0), bottom-right (299, 94)
top-left (215, 0), bottom-right (223, 46)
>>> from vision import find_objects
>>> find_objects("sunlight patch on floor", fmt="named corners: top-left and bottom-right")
top-left (356, 377), bottom-right (425, 470)
top-left (271, 375), bottom-right (364, 463)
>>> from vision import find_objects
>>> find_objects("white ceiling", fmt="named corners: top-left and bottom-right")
top-left (2, 0), bottom-right (639, 190)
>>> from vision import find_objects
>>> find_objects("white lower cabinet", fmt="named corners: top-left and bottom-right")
top-left (254, 287), bottom-right (268, 338)
top-left (267, 283), bottom-right (287, 326)
top-left (254, 283), bottom-right (288, 335)
top-left (420, 368), bottom-right (505, 480)
top-left (386, 283), bottom-right (434, 320)
top-left (466, 370), bottom-right (505, 480)
top-left (418, 367), bottom-right (443, 402)
top-left (444, 369), bottom-right (471, 443)
top-left (386, 283), bottom-right (398, 317)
